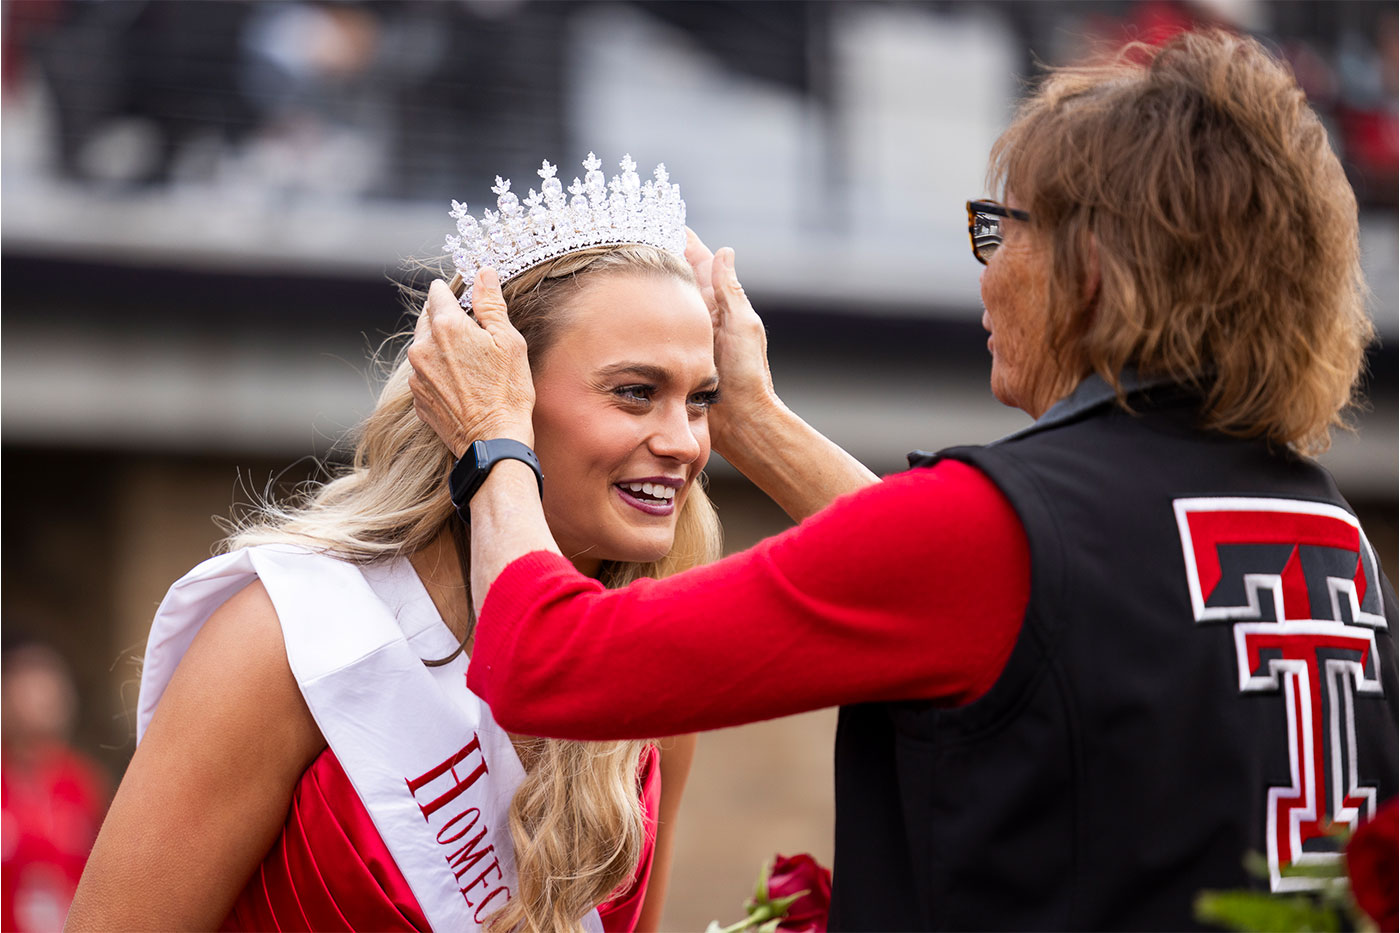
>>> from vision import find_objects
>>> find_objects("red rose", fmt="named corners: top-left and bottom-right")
top-left (766, 853), bottom-right (833, 933)
top-left (1348, 798), bottom-right (1399, 933)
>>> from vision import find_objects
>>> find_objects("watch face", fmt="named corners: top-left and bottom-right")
top-left (450, 443), bottom-right (486, 509)
top-left (451, 439), bottom-right (542, 518)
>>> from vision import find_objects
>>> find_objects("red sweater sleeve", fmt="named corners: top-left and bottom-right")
top-left (472, 459), bottom-right (1030, 739)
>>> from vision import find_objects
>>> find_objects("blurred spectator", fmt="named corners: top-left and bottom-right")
top-left (235, 1), bottom-right (387, 198)
top-left (9, 1), bottom-right (1393, 207)
top-left (1, 0), bottom-right (64, 98)
top-left (1066, 0), bottom-right (1396, 206)
top-left (1124, 0), bottom-right (1218, 46)
top-left (1330, 15), bottom-right (1399, 205)
top-left (25, 0), bottom-right (256, 186)
top-left (1, 639), bottom-right (109, 933)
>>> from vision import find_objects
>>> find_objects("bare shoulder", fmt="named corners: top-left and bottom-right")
top-left (186, 578), bottom-right (291, 675)
top-left (144, 578), bottom-right (323, 767)
top-left (68, 579), bottom-right (325, 929)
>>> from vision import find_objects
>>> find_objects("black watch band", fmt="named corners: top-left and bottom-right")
top-left (448, 438), bottom-right (544, 525)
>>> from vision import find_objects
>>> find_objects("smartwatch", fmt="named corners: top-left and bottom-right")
top-left (449, 438), bottom-right (544, 525)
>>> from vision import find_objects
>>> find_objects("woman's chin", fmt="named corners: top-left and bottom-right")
top-left (599, 532), bottom-right (675, 567)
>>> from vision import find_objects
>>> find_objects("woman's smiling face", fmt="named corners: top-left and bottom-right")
top-left (529, 272), bottom-right (717, 575)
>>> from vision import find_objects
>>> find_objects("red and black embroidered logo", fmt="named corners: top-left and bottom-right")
top-left (1174, 497), bottom-right (1387, 892)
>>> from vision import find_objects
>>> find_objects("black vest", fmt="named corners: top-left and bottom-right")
top-left (829, 377), bottom-right (1399, 931)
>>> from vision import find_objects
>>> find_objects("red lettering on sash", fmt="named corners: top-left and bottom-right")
top-left (436, 807), bottom-right (482, 845)
top-left (402, 735), bottom-right (515, 915)
top-left (460, 857), bottom-right (504, 906)
top-left (474, 886), bottom-right (511, 923)
top-left (405, 735), bottom-right (489, 821)
top-left (445, 824), bottom-right (494, 881)
top-left (464, 858), bottom-right (504, 895)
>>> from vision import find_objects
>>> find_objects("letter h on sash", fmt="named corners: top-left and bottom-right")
top-left (406, 735), bottom-right (490, 821)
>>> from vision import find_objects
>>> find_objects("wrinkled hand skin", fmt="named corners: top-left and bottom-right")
top-left (407, 271), bottom-right (536, 458)
top-left (683, 229), bottom-right (780, 458)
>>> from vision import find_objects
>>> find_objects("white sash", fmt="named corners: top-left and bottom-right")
top-left (138, 544), bottom-right (603, 933)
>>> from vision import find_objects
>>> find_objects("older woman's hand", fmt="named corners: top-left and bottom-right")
top-left (408, 271), bottom-right (536, 457)
top-left (683, 229), bottom-right (780, 457)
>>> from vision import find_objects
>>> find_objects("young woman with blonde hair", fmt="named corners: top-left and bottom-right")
top-left (66, 156), bottom-right (767, 932)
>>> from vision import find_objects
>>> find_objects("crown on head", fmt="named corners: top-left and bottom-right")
top-left (445, 152), bottom-right (686, 309)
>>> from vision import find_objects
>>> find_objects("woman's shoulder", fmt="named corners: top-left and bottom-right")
top-left (175, 542), bottom-right (358, 585)
top-left (138, 555), bottom-right (288, 740)
top-left (139, 544), bottom-right (387, 740)
top-left (889, 457), bottom-right (999, 492)
top-left (176, 578), bottom-right (288, 687)
top-left (160, 544), bottom-right (385, 641)
top-left (818, 458), bottom-right (1009, 524)
top-left (136, 571), bottom-right (324, 781)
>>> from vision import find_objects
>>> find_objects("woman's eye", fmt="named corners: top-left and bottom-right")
top-left (615, 385), bottom-right (654, 404)
top-left (688, 389), bottom-right (721, 412)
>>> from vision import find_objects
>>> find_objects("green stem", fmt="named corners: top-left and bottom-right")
top-left (714, 915), bottom-right (761, 933)
top-left (715, 903), bottom-right (779, 933)
top-left (713, 884), bottom-right (812, 933)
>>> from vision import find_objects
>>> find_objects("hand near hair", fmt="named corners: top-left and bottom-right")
top-left (408, 271), bottom-right (535, 457)
top-left (683, 229), bottom-right (877, 521)
top-left (683, 229), bottom-right (781, 459)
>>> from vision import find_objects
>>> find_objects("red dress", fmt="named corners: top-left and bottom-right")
top-left (223, 743), bottom-right (661, 932)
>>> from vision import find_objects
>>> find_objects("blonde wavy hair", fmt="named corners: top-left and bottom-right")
top-left (226, 244), bottom-right (723, 932)
top-left (989, 29), bottom-right (1372, 454)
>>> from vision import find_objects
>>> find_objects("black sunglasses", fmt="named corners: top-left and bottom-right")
top-left (967, 199), bottom-right (1030, 265)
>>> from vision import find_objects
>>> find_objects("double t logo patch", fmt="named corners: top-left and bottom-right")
top-left (1174, 497), bottom-right (1387, 891)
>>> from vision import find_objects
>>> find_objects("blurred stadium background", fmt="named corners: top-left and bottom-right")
top-left (2, 0), bottom-right (1394, 928)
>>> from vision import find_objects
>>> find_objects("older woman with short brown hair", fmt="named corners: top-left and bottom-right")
top-left (408, 30), bottom-right (1397, 931)
top-left (986, 30), bottom-right (1371, 451)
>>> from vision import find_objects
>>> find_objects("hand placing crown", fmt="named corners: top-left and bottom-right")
top-left (445, 153), bottom-right (687, 309)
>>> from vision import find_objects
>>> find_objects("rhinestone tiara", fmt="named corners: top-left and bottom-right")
top-left (445, 152), bottom-right (686, 309)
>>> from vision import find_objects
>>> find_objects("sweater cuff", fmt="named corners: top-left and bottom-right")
top-left (471, 550), bottom-right (583, 695)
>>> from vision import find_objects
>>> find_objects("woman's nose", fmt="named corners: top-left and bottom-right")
top-left (648, 405), bottom-right (703, 463)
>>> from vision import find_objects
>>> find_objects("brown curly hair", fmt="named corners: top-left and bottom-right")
top-left (988, 29), bottom-right (1373, 454)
